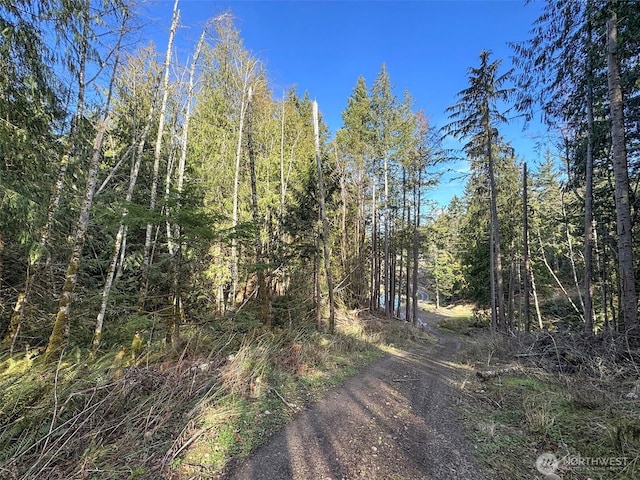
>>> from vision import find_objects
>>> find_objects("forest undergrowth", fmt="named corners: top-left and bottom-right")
top-left (446, 314), bottom-right (640, 480)
top-left (0, 307), bottom-right (427, 480)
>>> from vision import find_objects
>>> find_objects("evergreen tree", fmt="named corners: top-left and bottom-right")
top-left (335, 76), bottom-right (373, 306)
top-left (444, 50), bottom-right (512, 333)
top-left (513, 0), bottom-right (640, 334)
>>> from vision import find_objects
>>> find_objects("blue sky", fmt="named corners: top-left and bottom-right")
top-left (140, 0), bottom-right (550, 206)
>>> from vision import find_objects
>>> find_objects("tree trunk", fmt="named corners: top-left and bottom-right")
top-left (94, 113), bottom-right (155, 349)
top-left (530, 259), bottom-right (543, 330)
top-left (411, 170), bottom-right (420, 327)
top-left (376, 223), bottom-right (382, 312)
top-left (139, 0), bottom-right (180, 312)
top-left (433, 240), bottom-right (440, 310)
top-left (594, 223), bottom-right (609, 331)
top-left (45, 14), bottom-right (125, 360)
top-left (606, 7), bottom-right (637, 332)
top-left (397, 240), bottom-right (404, 316)
top-left (489, 225), bottom-right (497, 332)
top-left (405, 193), bottom-right (411, 323)
top-left (476, 366), bottom-right (519, 380)
top-left (46, 115), bottom-right (112, 360)
top-left (486, 126), bottom-right (506, 332)
top-left (357, 163), bottom-right (366, 304)
top-left (313, 101), bottom-right (335, 333)
top-left (315, 229), bottom-right (322, 330)
top-left (4, 7), bottom-right (90, 350)
top-left (165, 140), bottom-right (177, 257)
top-left (537, 228), bottom-right (583, 318)
top-left (168, 26), bottom-right (205, 344)
top-left (247, 86), bottom-right (270, 327)
top-left (370, 180), bottom-right (378, 312)
top-left (229, 68), bottom-right (256, 307)
top-left (603, 240), bottom-right (616, 331)
top-left (384, 155), bottom-right (391, 317)
top-left (583, 11), bottom-right (595, 334)
top-left (164, 161), bottom-right (181, 340)
top-left (507, 257), bottom-right (515, 332)
top-left (389, 241), bottom-right (396, 315)
top-left (279, 97), bottom-right (286, 221)
top-left (561, 190), bottom-right (585, 316)
top-left (435, 248), bottom-right (440, 310)
top-left (396, 167), bottom-right (406, 317)
top-left (339, 162), bottom-right (349, 289)
top-left (516, 256), bottom-right (523, 331)
top-left (523, 163), bottom-right (531, 333)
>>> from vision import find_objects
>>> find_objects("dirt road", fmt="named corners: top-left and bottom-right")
top-left (225, 311), bottom-right (485, 480)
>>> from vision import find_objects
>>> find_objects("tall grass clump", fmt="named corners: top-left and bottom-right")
top-left (0, 306), bottom-right (416, 479)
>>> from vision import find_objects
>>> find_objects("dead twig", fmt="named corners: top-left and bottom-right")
top-left (271, 387), bottom-right (296, 409)
top-left (162, 422), bottom-right (214, 467)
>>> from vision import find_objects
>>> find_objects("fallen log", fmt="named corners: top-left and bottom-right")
top-left (476, 366), bottom-right (519, 381)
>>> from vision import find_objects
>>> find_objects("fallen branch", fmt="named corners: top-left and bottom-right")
top-left (163, 424), bottom-right (215, 466)
top-left (392, 378), bottom-right (420, 382)
top-left (476, 366), bottom-right (519, 381)
top-left (271, 387), bottom-right (296, 409)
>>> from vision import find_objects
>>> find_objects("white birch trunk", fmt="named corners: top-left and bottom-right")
top-left (230, 65), bottom-right (255, 305)
top-left (93, 111), bottom-right (155, 348)
top-left (45, 11), bottom-right (125, 359)
top-left (537, 228), bottom-right (583, 319)
top-left (139, 0), bottom-right (180, 310)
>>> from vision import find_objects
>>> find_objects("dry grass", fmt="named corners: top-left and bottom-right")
top-left (0, 345), bottom-right (235, 479)
top-left (0, 307), bottom-right (419, 479)
top-left (452, 325), bottom-right (640, 480)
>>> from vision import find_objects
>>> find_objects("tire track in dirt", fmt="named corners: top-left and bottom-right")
top-left (225, 310), bottom-right (485, 480)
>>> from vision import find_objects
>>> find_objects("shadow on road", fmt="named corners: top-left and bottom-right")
top-left (227, 309), bottom-right (485, 480)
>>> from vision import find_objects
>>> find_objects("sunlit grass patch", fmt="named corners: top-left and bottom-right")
top-left (170, 310), bottom-right (401, 477)
top-left (437, 315), bottom-right (478, 334)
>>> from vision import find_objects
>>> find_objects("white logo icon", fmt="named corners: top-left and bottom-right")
top-left (536, 452), bottom-right (559, 475)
